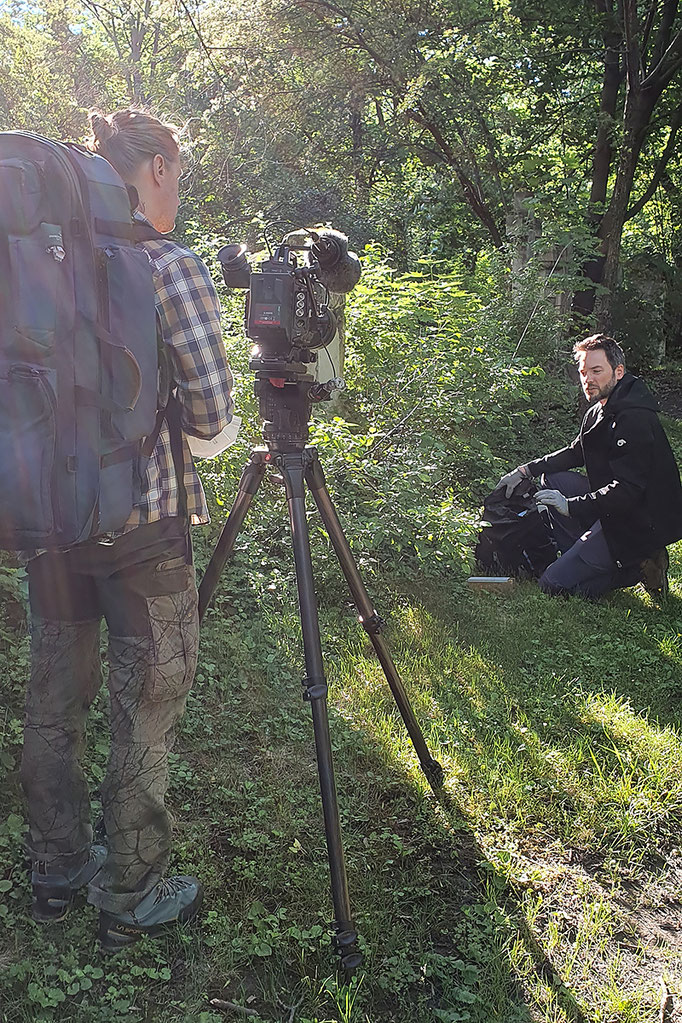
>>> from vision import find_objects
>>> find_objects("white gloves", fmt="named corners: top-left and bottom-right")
top-left (535, 489), bottom-right (569, 517)
top-left (497, 465), bottom-right (531, 498)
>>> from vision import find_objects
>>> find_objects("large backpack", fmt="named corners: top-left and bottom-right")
top-left (0, 131), bottom-right (164, 549)
top-left (474, 479), bottom-right (558, 578)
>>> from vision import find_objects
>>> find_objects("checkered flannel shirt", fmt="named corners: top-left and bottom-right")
top-left (126, 227), bottom-right (234, 528)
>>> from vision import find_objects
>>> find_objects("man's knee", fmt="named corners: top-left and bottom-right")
top-left (538, 543), bottom-right (592, 597)
top-left (538, 562), bottom-right (571, 596)
top-left (540, 470), bottom-right (590, 499)
top-left (539, 554), bottom-right (617, 600)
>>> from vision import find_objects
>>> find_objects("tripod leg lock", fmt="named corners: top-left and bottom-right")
top-left (301, 677), bottom-right (328, 701)
top-left (332, 925), bottom-right (363, 974)
top-left (359, 611), bottom-right (386, 635)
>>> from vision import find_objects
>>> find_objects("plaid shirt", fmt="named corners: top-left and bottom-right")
top-left (126, 227), bottom-right (234, 528)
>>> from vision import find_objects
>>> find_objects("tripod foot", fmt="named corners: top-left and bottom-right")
top-left (422, 758), bottom-right (445, 789)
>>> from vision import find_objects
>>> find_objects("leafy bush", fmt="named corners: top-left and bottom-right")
top-left (289, 247), bottom-right (577, 581)
top-left (192, 244), bottom-right (579, 590)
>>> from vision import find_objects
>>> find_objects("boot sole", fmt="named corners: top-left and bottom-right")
top-left (31, 889), bottom-right (75, 923)
top-left (32, 901), bottom-right (72, 923)
top-left (99, 890), bottom-right (203, 953)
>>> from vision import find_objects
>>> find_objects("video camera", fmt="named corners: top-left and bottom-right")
top-left (217, 226), bottom-right (361, 450)
top-left (217, 226), bottom-right (361, 365)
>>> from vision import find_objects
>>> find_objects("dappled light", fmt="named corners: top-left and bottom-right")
top-left (2, 0), bottom-right (682, 1019)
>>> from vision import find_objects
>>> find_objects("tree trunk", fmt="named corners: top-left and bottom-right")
top-left (575, 0), bottom-right (682, 328)
top-left (573, 2), bottom-right (623, 319)
top-left (594, 88), bottom-right (658, 328)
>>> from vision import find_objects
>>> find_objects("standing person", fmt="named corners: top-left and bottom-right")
top-left (497, 334), bottom-right (682, 599)
top-left (20, 108), bottom-right (234, 951)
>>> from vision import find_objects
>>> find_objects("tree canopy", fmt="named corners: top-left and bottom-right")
top-left (2, 0), bottom-right (681, 332)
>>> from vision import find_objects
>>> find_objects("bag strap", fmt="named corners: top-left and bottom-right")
top-left (132, 221), bottom-right (170, 243)
top-left (132, 219), bottom-right (187, 520)
top-left (138, 395), bottom-right (188, 521)
top-left (166, 395), bottom-right (188, 521)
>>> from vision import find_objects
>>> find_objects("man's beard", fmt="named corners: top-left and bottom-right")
top-left (584, 371), bottom-right (618, 403)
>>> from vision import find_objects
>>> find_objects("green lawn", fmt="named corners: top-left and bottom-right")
top-left (1, 520), bottom-right (682, 1022)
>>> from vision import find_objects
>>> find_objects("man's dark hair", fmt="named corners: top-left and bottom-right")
top-left (573, 333), bottom-right (626, 371)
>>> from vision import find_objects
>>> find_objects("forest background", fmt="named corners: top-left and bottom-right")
top-left (2, 1), bottom-right (682, 1022)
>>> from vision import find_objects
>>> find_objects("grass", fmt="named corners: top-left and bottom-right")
top-left (1, 515), bottom-right (682, 1020)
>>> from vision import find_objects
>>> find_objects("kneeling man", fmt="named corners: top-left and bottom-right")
top-left (498, 334), bottom-right (682, 599)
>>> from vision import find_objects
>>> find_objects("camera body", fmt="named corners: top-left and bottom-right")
top-left (248, 247), bottom-right (336, 353)
top-left (218, 229), bottom-right (360, 362)
top-left (217, 228), bottom-right (360, 450)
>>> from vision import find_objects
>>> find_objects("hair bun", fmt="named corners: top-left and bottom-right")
top-left (89, 111), bottom-right (116, 145)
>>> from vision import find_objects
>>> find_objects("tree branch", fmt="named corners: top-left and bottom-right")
top-left (648, 0), bottom-right (679, 70)
top-left (622, 0), bottom-right (643, 93)
top-left (641, 29), bottom-right (682, 89)
top-left (175, 0), bottom-right (232, 88)
top-left (409, 103), bottom-right (503, 246)
top-left (625, 100), bottom-right (682, 217)
top-left (640, 0), bottom-right (659, 69)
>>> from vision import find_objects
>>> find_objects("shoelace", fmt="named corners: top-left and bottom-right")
top-left (153, 877), bottom-right (192, 904)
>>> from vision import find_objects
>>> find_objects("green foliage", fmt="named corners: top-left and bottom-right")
top-left (3, 7), bottom-right (682, 1018)
top-left (298, 246), bottom-right (574, 584)
top-left (610, 253), bottom-right (672, 370)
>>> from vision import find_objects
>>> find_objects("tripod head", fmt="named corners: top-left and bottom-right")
top-left (217, 225), bottom-right (358, 452)
top-left (250, 357), bottom-right (313, 452)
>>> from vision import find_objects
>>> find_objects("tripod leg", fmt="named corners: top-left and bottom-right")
top-left (278, 453), bottom-right (362, 974)
top-left (305, 453), bottom-right (444, 790)
top-left (198, 454), bottom-right (267, 621)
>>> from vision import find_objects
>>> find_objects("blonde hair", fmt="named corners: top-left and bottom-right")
top-left (85, 108), bottom-right (180, 182)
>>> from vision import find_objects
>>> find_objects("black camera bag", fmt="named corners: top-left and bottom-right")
top-left (474, 479), bottom-right (558, 578)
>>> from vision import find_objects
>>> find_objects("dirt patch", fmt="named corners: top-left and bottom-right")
top-left (615, 852), bottom-right (682, 949)
top-left (649, 371), bottom-right (682, 418)
top-left (625, 903), bottom-right (682, 947)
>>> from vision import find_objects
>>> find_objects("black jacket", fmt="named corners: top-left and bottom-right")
top-left (526, 374), bottom-right (682, 567)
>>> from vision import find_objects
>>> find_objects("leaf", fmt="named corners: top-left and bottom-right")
top-left (453, 988), bottom-right (478, 1003)
top-left (5, 814), bottom-right (24, 837)
top-left (247, 900), bottom-right (267, 920)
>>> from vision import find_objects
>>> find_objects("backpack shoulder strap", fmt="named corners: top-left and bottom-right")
top-left (132, 221), bottom-right (170, 243)
top-left (133, 219), bottom-right (188, 521)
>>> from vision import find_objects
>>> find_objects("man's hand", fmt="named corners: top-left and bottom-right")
top-left (535, 489), bottom-right (569, 517)
top-left (497, 465), bottom-right (531, 498)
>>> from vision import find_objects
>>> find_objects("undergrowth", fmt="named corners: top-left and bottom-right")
top-left (2, 253), bottom-right (681, 1022)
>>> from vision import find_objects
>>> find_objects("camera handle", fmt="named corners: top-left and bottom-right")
top-left (198, 446), bottom-right (444, 977)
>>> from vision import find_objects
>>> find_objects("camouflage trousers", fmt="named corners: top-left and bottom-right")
top-left (21, 517), bottom-right (199, 914)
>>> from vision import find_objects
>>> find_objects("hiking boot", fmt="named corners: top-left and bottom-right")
top-left (640, 548), bottom-right (670, 599)
top-left (31, 844), bottom-right (107, 923)
top-left (98, 876), bottom-right (203, 953)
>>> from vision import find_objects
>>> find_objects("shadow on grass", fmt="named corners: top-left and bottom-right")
top-left (0, 582), bottom-right (597, 1023)
top-left (6, 543), bottom-right (681, 1021)
top-left (193, 586), bottom-right (603, 1021)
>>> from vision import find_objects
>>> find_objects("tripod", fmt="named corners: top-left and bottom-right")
top-left (198, 359), bottom-right (444, 974)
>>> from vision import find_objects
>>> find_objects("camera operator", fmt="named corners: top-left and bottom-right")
top-left (21, 108), bottom-right (233, 950)
top-left (497, 334), bottom-right (682, 599)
